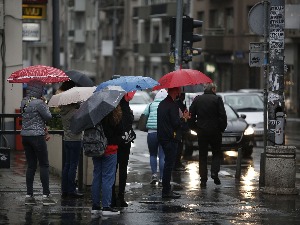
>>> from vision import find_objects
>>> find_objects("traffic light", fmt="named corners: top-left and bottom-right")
top-left (169, 16), bottom-right (203, 63)
top-left (182, 16), bottom-right (203, 63)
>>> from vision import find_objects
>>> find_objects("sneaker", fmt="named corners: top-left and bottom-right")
top-left (150, 174), bottom-right (158, 184)
top-left (102, 207), bottom-right (120, 216)
top-left (91, 206), bottom-right (102, 217)
top-left (25, 195), bottom-right (36, 205)
top-left (42, 194), bottom-right (56, 206)
top-left (158, 179), bottom-right (162, 187)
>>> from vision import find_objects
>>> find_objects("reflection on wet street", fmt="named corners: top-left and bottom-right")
top-left (0, 122), bottom-right (299, 224)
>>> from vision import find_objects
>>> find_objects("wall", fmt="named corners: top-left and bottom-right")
top-left (0, 0), bottom-right (23, 114)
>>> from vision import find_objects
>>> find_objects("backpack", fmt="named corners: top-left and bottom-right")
top-left (82, 123), bottom-right (107, 157)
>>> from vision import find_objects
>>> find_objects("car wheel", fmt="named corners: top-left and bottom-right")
top-left (242, 146), bottom-right (253, 158)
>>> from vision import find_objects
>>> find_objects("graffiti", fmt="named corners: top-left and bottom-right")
top-left (268, 92), bottom-right (279, 104)
top-left (269, 120), bottom-right (281, 126)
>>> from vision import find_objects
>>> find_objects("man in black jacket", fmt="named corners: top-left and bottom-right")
top-left (157, 87), bottom-right (190, 199)
top-left (189, 83), bottom-right (227, 188)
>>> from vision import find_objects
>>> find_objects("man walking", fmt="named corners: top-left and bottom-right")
top-left (157, 87), bottom-right (190, 198)
top-left (189, 83), bottom-right (227, 188)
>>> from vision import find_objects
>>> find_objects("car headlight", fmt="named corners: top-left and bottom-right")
top-left (244, 126), bottom-right (254, 135)
top-left (190, 130), bottom-right (197, 135)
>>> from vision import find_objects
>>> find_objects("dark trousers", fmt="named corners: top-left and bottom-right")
top-left (160, 141), bottom-right (178, 194)
top-left (22, 136), bottom-right (50, 196)
top-left (112, 142), bottom-right (131, 197)
top-left (197, 132), bottom-right (222, 181)
top-left (62, 140), bottom-right (81, 194)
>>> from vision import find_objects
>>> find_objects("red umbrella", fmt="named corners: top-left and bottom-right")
top-left (7, 65), bottom-right (70, 84)
top-left (153, 69), bottom-right (212, 90)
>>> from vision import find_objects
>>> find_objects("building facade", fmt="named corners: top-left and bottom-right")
top-left (21, 0), bottom-right (300, 116)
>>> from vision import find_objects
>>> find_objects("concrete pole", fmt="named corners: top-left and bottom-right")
top-left (267, 0), bottom-right (285, 145)
top-left (52, 0), bottom-right (60, 68)
top-left (174, 0), bottom-right (183, 71)
top-left (262, 0), bottom-right (298, 195)
top-left (112, 0), bottom-right (117, 75)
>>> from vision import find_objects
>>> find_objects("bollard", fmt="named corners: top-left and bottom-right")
top-left (261, 145), bottom-right (298, 195)
top-left (235, 148), bottom-right (242, 179)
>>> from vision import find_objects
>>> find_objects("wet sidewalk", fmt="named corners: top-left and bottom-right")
top-left (0, 147), bottom-right (300, 225)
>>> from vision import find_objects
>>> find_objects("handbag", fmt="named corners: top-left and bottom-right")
top-left (137, 103), bottom-right (151, 132)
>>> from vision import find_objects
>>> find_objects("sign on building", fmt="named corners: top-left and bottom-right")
top-left (22, 4), bottom-right (46, 19)
top-left (22, 23), bottom-right (40, 41)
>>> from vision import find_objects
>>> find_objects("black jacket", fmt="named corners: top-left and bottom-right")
top-left (120, 97), bottom-right (134, 132)
top-left (189, 90), bottom-right (227, 135)
top-left (157, 95), bottom-right (188, 143)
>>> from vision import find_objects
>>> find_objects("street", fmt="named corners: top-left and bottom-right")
top-left (0, 119), bottom-right (299, 224)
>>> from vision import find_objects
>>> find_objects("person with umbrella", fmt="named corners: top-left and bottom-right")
top-left (57, 80), bottom-right (84, 199)
top-left (111, 93), bottom-right (136, 207)
top-left (91, 104), bottom-right (124, 216)
top-left (21, 80), bottom-right (56, 206)
top-left (157, 87), bottom-right (190, 199)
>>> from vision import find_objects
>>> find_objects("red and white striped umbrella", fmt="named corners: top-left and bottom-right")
top-left (7, 65), bottom-right (70, 84)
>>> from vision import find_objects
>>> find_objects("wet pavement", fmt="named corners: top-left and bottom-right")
top-left (1, 127), bottom-right (300, 224)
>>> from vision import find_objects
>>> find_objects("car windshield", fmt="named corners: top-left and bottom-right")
top-left (223, 94), bottom-right (263, 111)
top-left (130, 94), bottom-right (151, 104)
top-left (224, 104), bottom-right (238, 120)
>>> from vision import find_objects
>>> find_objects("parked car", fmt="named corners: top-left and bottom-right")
top-left (217, 92), bottom-right (264, 141)
top-left (129, 91), bottom-right (152, 122)
top-left (184, 103), bottom-right (255, 157)
top-left (237, 89), bottom-right (263, 100)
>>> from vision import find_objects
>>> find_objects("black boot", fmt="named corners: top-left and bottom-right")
top-left (117, 193), bottom-right (128, 207)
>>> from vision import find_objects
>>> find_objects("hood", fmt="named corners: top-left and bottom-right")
top-left (26, 80), bottom-right (44, 98)
top-left (154, 89), bottom-right (167, 100)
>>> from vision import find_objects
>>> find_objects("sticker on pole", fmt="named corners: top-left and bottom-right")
top-left (249, 52), bottom-right (264, 67)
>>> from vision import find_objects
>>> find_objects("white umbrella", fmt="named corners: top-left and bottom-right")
top-left (48, 86), bottom-right (96, 107)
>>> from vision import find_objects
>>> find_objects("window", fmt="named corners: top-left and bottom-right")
top-left (226, 8), bottom-right (234, 34)
top-left (209, 10), bottom-right (223, 28)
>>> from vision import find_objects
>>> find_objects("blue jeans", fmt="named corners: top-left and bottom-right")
top-left (147, 132), bottom-right (165, 179)
top-left (22, 136), bottom-right (50, 196)
top-left (92, 154), bottom-right (117, 208)
top-left (62, 140), bottom-right (82, 194)
top-left (160, 141), bottom-right (178, 194)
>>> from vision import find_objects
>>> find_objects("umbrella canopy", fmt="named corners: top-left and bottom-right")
top-left (7, 65), bottom-right (69, 84)
top-left (153, 69), bottom-right (212, 90)
top-left (70, 86), bottom-right (126, 134)
top-left (95, 76), bottom-right (159, 93)
top-left (65, 70), bottom-right (94, 87)
top-left (48, 86), bottom-right (96, 107)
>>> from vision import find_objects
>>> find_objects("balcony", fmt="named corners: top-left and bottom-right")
top-left (70, 60), bottom-right (96, 76)
top-left (286, 29), bottom-right (300, 38)
top-left (133, 2), bottom-right (176, 20)
top-left (74, 30), bottom-right (85, 43)
top-left (133, 43), bottom-right (169, 56)
top-left (74, 0), bottom-right (85, 11)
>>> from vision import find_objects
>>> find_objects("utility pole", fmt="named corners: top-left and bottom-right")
top-left (267, 0), bottom-right (285, 145)
top-left (174, 0), bottom-right (183, 71)
top-left (52, 0), bottom-right (60, 68)
top-left (112, 0), bottom-right (117, 75)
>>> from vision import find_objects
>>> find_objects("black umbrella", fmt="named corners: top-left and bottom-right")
top-left (70, 86), bottom-right (126, 134)
top-left (65, 70), bottom-right (94, 87)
